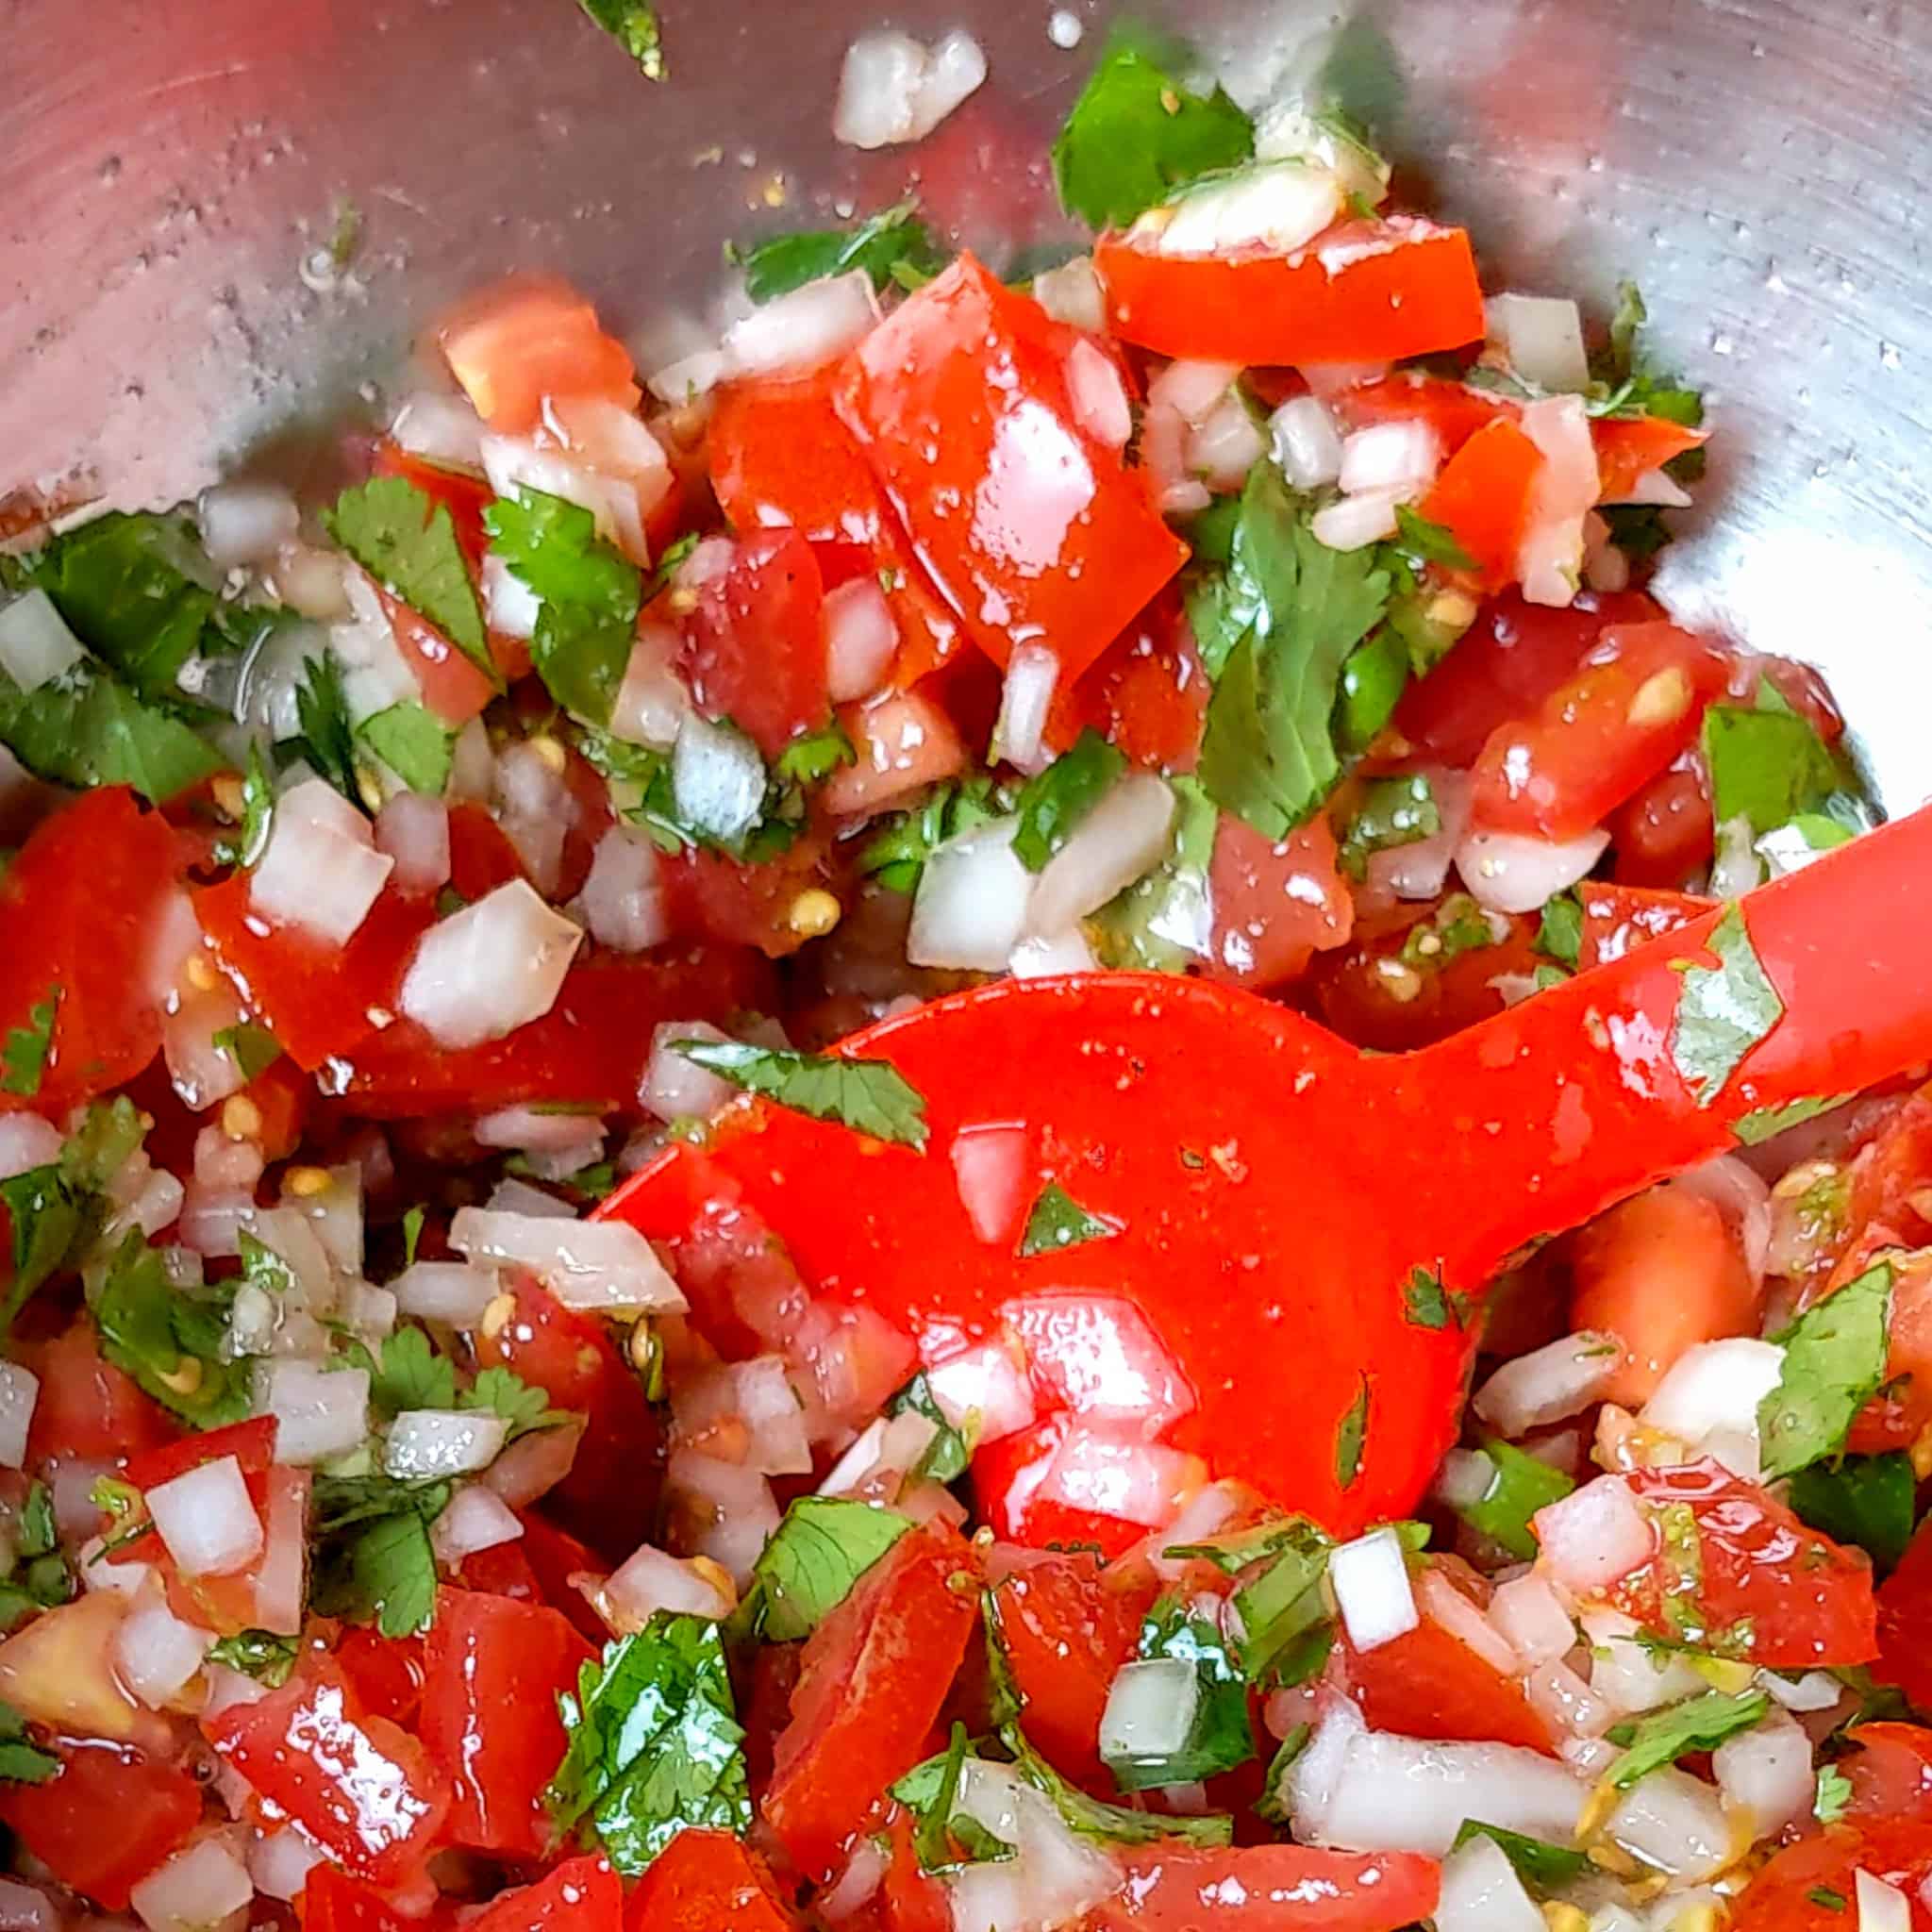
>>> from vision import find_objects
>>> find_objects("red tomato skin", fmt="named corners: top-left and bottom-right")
top-left (0, 1741), bottom-right (202, 1909)
top-left (1205, 812), bottom-right (1355, 992)
top-left (621, 1828), bottom-right (799, 1932)
top-left (1305, 913), bottom-right (1541, 1055)
top-left (1339, 1610), bottom-right (1553, 1754)
top-left (516, 1512), bottom-right (611, 1644)
top-left (1591, 416), bottom-right (1707, 502)
top-left (21, 1320), bottom-right (177, 1468)
top-left (1044, 594), bottom-right (1207, 774)
top-left (468, 1857), bottom-right (624, 1932)
top-left (334, 1629), bottom-right (427, 1727)
top-left (834, 253), bottom-right (1188, 683)
top-left (1419, 417), bottom-right (1544, 592)
top-left (0, 787), bottom-right (182, 1118)
top-left (206, 1658), bottom-right (451, 1886)
top-left (1078, 1844), bottom-right (1442, 1931)
top-left (1874, 1518), bottom-right (1932, 1712)
top-left (1576, 883), bottom-right (1712, 970)
top-left (446, 802), bottom-right (529, 899)
top-left (420, 1587), bottom-right (592, 1858)
top-left (1468, 622), bottom-right (1730, 841)
top-left (125, 1413), bottom-right (277, 1492)
top-left (765, 1522), bottom-right (982, 1881)
top-left (1608, 1460), bottom-right (1879, 1669)
top-left (299, 1865), bottom-right (419, 1932)
top-left (437, 275), bottom-right (641, 434)
top-left (685, 529), bottom-right (831, 759)
top-left (475, 1276), bottom-right (664, 1563)
top-left (370, 444), bottom-right (492, 570)
top-left (373, 583), bottom-right (500, 725)
top-left (988, 1551), bottom-right (1155, 1786)
top-left (1607, 760), bottom-right (1714, 888)
top-left (1731, 1820), bottom-right (1932, 1932)
top-left (1843, 1722), bottom-right (1932, 1824)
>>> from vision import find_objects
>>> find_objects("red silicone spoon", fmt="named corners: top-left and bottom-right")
top-left (602, 805), bottom-right (1932, 1541)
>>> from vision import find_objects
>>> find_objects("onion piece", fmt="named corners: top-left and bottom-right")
top-left (1485, 294), bottom-right (1591, 395)
top-left (1585, 1608), bottom-right (1707, 1716)
top-left (833, 29), bottom-right (987, 148)
top-left (599, 1542), bottom-right (734, 1629)
top-left (1026, 774), bottom-right (1176, 938)
top-left (391, 391), bottom-right (485, 468)
top-left (113, 1594), bottom-right (214, 1708)
top-left (1269, 395), bottom-right (1345, 491)
top-left (1034, 1427), bottom-right (1205, 1528)
top-left (1330, 1527), bottom-right (1418, 1652)
top-left (199, 481), bottom-right (299, 569)
top-left (640, 1020), bottom-right (737, 1123)
top-left (257, 1361), bottom-right (369, 1467)
top-left (1147, 359), bottom-right (1239, 426)
top-left (646, 348), bottom-right (728, 407)
top-left (1066, 341), bottom-right (1133, 450)
top-left (1034, 257), bottom-right (1106, 333)
top-left (1673, 1155), bottom-right (1773, 1286)
top-left (1758, 1668), bottom-right (1843, 1714)
top-left (824, 577), bottom-right (900, 703)
top-left (430, 1484), bottom-right (524, 1564)
top-left (1856, 1871), bottom-right (1914, 1932)
top-left (0, 1365), bottom-right (38, 1470)
top-left (1487, 1574), bottom-right (1575, 1668)
top-left (399, 880), bottom-right (583, 1050)
top-left (1371, 768), bottom-right (1472, 901)
top-left (1457, 826), bottom-right (1610, 915)
top-left (474, 1106), bottom-right (606, 1160)
top-left (1604, 1764), bottom-right (1730, 1879)
top-left (1713, 1709), bottom-right (1813, 1834)
top-left (577, 824), bottom-right (669, 956)
top-left (384, 1408), bottom-right (508, 1480)
top-left (246, 1828), bottom-right (325, 1907)
top-left (1434, 1835), bottom-right (1543, 1932)
top-left (1339, 421), bottom-right (1441, 500)
top-left (666, 1449), bottom-right (780, 1587)
top-left (1515, 394), bottom-right (1601, 608)
top-left (1523, 1658), bottom-right (1611, 1740)
top-left (991, 643), bottom-right (1059, 774)
top-left (1186, 391), bottom-right (1267, 491)
top-left (0, 1117), bottom-right (61, 1184)
top-left (0, 591), bottom-right (87, 692)
top-left (1533, 1476), bottom-right (1656, 1596)
top-left (723, 271), bottom-right (881, 379)
top-left (1010, 928), bottom-right (1099, 978)
top-left (1638, 1338), bottom-right (1785, 1478)
top-left (1415, 1567), bottom-right (1519, 1677)
top-left (483, 1417), bottom-right (583, 1509)
top-left (817, 1838), bottom-right (888, 1925)
top-left (0, 1878), bottom-right (58, 1932)
top-left (908, 819), bottom-right (1032, 972)
top-left (449, 1207), bottom-right (686, 1313)
top-left (251, 778), bottom-right (396, 946)
top-left (1100, 1656), bottom-right (1198, 1765)
top-left (373, 793), bottom-right (450, 891)
top-left (128, 1838), bottom-right (254, 1932)
top-left (610, 623), bottom-right (689, 750)
top-left (923, 1341), bottom-right (1037, 1444)
top-left (1474, 1329), bottom-right (1622, 1435)
top-left (672, 711), bottom-right (767, 847)
top-left (147, 1457), bottom-right (263, 1578)
top-left (950, 1125), bottom-right (1029, 1247)
top-left (1152, 161), bottom-right (1342, 258)
top-left (947, 1760), bottom-right (1118, 1932)
top-left (1312, 490), bottom-right (1403, 551)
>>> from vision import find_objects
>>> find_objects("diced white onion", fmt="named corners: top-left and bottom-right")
top-left (483, 1418), bottom-right (583, 1509)
top-left (1066, 340), bottom-right (1134, 450)
top-left (672, 710), bottom-right (767, 847)
top-left (1010, 929), bottom-right (1098, 978)
top-left (1269, 395), bottom-right (1345, 491)
top-left (374, 792), bottom-right (450, 890)
top-left (677, 1355), bottom-right (814, 1478)
top-left (1416, 1566), bottom-right (1520, 1677)
top-left (601, 1541), bottom-right (735, 1628)
top-left (1673, 1156), bottom-right (1774, 1287)
top-left (1339, 421), bottom-right (1441, 500)
top-left (724, 271), bottom-right (882, 378)
top-left (832, 28), bottom-right (987, 148)
top-left (1758, 1668), bottom-right (1843, 1713)
top-left (1524, 1658), bottom-right (1612, 1740)
top-left (245, 1827), bottom-right (325, 1907)
top-left (1034, 256), bottom-right (1107, 333)
top-left (1708, 809), bottom-right (1763, 900)
top-left (640, 1019), bottom-right (736, 1122)
top-left (0, 590), bottom-right (87, 693)
top-left (1152, 160), bottom-right (1342, 258)
top-left (991, 643), bottom-right (1060, 775)
top-left (0, 1364), bottom-right (38, 1470)
top-left (449, 1207), bottom-right (686, 1313)
top-left (392, 1261), bottom-right (499, 1328)
top-left (818, 1837), bottom-right (889, 1925)
top-left (129, 1837), bottom-right (254, 1932)
top-left (1035, 1427), bottom-right (1205, 1528)
top-left (1372, 767), bottom-right (1472, 901)
top-left (1584, 1608), bottom-right (1707, 1717)
top-left (947, 1760), bottom-right (1118, 1932)
top-left (1605, 1765), bottom-right (1730, 1879)
top-left (1639, 1338), bottom-right (1785, 1480)
top-left (666, 1448), bottom-right (780, 1587)
top-left (399, 879), bottom-right (583, 1050)
top-left (604, 625), bottom-right (689, 754)
top-left (1487, 1574), bottom-right (1575, 1668)
top-left (924, 1341), bottom-right (1037, 1444)
top-left (908, 818), bottom-right (1033, 972)
top-left (646, 348), bottom-right (728, 407)
top-left (384, 1407), bottom-right (508, 1480)
top-left (147, 1457), bottom-right (263, 1578)
top-left (1606, 467), bottom-right (1694, 509)
top-left (1712, 1709), bottom-right (1813, 1834)
top-left (1855, 1870), bottom-right (1914, 1932)
top-left (473, 1106), bottom-right (606, 1161)
top-left (0, 1117), bottom-right (61, 1184)
top-left (1186, 391), bottom-right (1268, 491)
top-left (1474, 1329), bottom-right (1623, 1435)
top-left (391, 391), bottom-right (485, 468)
top-left (1026, 774), bottom-right (1174, 937)
top-left (1147, 359), bottom-right (1240, 427)
top-left (1533, 1477), bottom-right (1657, 1595)
top-left (1142, 403), bottom-right (1210, 517)
top-left (1457, 826), bottom-right (1610, 915)
top-left (430, 1484), bottom-right (525, 1563)
top-left (1312, 490), bottom-right (1403, 551)
top-left (257, 1361), bottom-right (370, 1467)
top-left (1515, 394), bottom-right (1601, 608)
top-left (1434, 1835), bottom-right (1544, 1932)
top-left (486, 1175), bottom-right (576, 1219)
top-left (199, 482), bottom-right (299, 570)
top-left (1485, 294), bottom-right (1591, 395)
top-left (113, 1595), bottom-right (214, 1708)
top-left (824, 577), bottom-right (900, 704)
top-left (1100, 1656), bottom-right (1198, 1766)
top-left (1330, 1526), bottom-right (1418, 1653)
top-left (250, 778), bottom-right (395, 946)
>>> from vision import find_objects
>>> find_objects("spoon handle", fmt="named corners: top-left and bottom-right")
top-left (1391, 802), bottom-right (1932, 1282)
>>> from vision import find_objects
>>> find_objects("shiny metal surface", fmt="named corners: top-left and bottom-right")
top-left (5, 0), bottom-right (1929, 805)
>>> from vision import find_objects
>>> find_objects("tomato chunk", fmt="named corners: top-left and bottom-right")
top-left (1607, 1459), bottom-right (1878, 1668)
top-left (621, 1829), bottom-right (799, 1932)
top-left (0, 1742), bottom-right (201, 1909)
top-left (1418, 418), bottom-right (1544, 592)
top-left (1607, 760), bottom-right (1714, 889)
top-left (765, 1522), bottom-right (980, 1880)
top-left (1079, 1844), bottom-right (1442, 1930)
top-left (439, 275), bottom-right (641, 433)
top-left (1046, 593), bottom-right (1207, 774)
top-left (1339, 1605), bottom-right (1553, 1754)
top-left (1333, 374), bottom-right (1511, 455)
top-left (1576, 883), bottom-right (1711, 970)
top-left (1874, 1517), bottom-right (1932, 1712)
top-left (834, 253), bottom-right (1187, 682)
top-left (470, 1856), bottom-right (624, 1932)
top-left (1591, 414), bottom-right (1707, 503)
top-left (684, 528), bottom-right (831, 759)
top-left (300, 1865), bottom-right (422, 1932)
top-left (1205, 811), bottom-right (1354, 992)
top-left (1095, 217), bottom-right (1484, 368)
top-left (22, 1319), bottom-right (177, 1468)
top-left (1732, 1820), bottom-right (1932, 1931)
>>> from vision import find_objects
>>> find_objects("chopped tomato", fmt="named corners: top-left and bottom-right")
top-left (1591, 415), bottom-right (1707, 503)
top-left (1204, 811), bottom-right (1355, 992)
top-left (988, 1550), bottom-right (1154, 1786)
top-left (1576, 883), bottom-right (1711, 970)
top-left (1568, 1184), bottom-right (1759, 1406)
top-left (125, 1412), bottom-right (277, 1494)
top-left (0, 1741), bottom-right (202, 1909)
top-left (475, 1274), bottom-right (664, 1562)
top-left (438, 275), bottom-right (641, 434)
top-left (300, 1865), bottom-right (422, 1932)
top-left (1468, 622), bottom-right (1730, 841)
top-left (0, 787), bottom-right (184, 1118)
top-left (420, 1587), bottom-right (592, 1857)
top-left (822, 690), bottom-right (970, 819)
top-left (622, 1829), bottom-right (799, 1932)
top-left (1095, 217), bottom-right (1484, 368)
top-left (448, 1535), bottom-right (543, 1606)
top-left (1079, 1845), bottom-right (1442, 1931)
top-left (663, 831), bottom-right (838, 959)
top-left (1419, 418), bottom-right (1544, 592)
top-left (1844, 1723), bottom-right (1932, 1824)
top-left (374, 581), bottom-right (501, 725)
top-left (708, 372), bottom-right (961, 688)
top-left (206, 1657), bottom-right (452, 1887)
top-left (21, 1319), bottom-right (177, 1468)
top-left (1607, 1459), bottom-right (1878, 1669)
top-left (1607, 758), bottom-right (1714, 888)
top-left (517, 1512), bottom-right (612, 1645)
top-left (471, 1857), bottom-right (624, 1932)
top-left (1391, 590), bottom-right (1662, 770)
top-left (1046, 593), bottom-right (1208, 774)
top-left (684, 528), bottom-right (831, 759)
top-left (1875, 1518), bottom-right (1932, 1711)
top-left (765, 1521), bottom-right (981, 1880)
top-left (1332, 373), bottom-right (1511, 454)
top-left (834, 253), bottom-right (1188, 683)
top-left (326, 942), bottom-right (774, 1120)
top-left (1731, 1820), bottom-right (1932, 1931)
top-left (335, 1628), bottom-right (426, 1727)
top-left (969, 1417), bottom-right (1153, 1561)
top-left (194, 872), bottom-right (438, 1074)
top-left (1340, 1605), bottom-right (1552, 1753)
top-left (872, 1807), bottom-right (951, 1932)
top-left (446, 801), bottom-right (530, 899)
top-left (1305, 911), bottom-right (1541, 1056)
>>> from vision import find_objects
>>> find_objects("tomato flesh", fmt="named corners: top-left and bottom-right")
top-left (469, 1857), bottom-right (624, 1932)
top-left (1340, 1605), bottom-right (1553, 1753)
top-left (622, 1828), bottom-right (799, 1932)
top-left (684, 528), bottom-right (832, 760)
top-left (0, 1741), bottom-right (201, 1909)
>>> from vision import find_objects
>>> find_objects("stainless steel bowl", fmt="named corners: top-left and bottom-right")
top-left (6, 0), bottom-right (1929, 808)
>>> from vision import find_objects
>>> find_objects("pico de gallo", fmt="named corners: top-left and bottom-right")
top-left (0, 26), bottom-right (1921, 1932)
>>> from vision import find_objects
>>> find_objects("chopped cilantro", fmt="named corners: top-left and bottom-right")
top-left (575, 0), bottom-right (665, 79)
top-left (745, 1496), bottom-right (910, 1642)
top-left (236, 1230), bottom-right (296, 1300)
top-left (1106, 1594), bottom-right (1256, 1790)
top-left (1399, 1264), bottom-right (1468, 1332)
top-left (1338, 772), bottom-right (1439, 880)
top-left (1536, 888), bottom-right (1584, 970)
top-left (547, 1615), bottom-right (751, 1875)
top-left (0, 1704), bottom-right (58, 1786)
top-left (401, 1205), bottom-right (425, 1268)
top-left (1702, 688), bottom-right (1857, 841)
top-left (1333, 1375), bottom-right (1370, 1490)
top-left (0, 991), bottom-right (57, 1099)
top-left (1604, 1688), bottom-right (1769, 1790)
top-left (741, 200), bottom-right (947, 304)
top-left (211, 1021), bottom-right (282, 1083)
top-left (889, 1374), bottom-right (974, 1486)
top-left (1733, 1094), bottom-right (1855, 1148)
top-left (367, 1326), bottom-right (458, 1418)
top-left (672, 1040), bottom-right (928, 1150)
top-left (291, 649), bottom-right (365, 809)
top-left (1004, 1721), bottom-right (1233, 1847)
top-left (891, 1724), bottom-right (1018, 1875)
top-left (1019, 1182), bottom-right (1120, 1258)
top-left (89, 1232), bottom-right (254, 1426)
top-left (463, 1364), bottom-right (574, 1443)
top-left (1787, 1453), bottom-right (1915, 1574)
top-left (308, 1472), bottom-right (450, 1639)
top-left (1814, 1764), bottom-right (1852, 1825)
top-left (1758, 1261), bottom-right (1893, 1481)
top-left (1391, 506), bottom-right (1475, 574)
top-left (1010, 730), bottom-right (1127, 872)
top-left (206, 1629), bottom-right (301, 1687)
top-left (1806, 1885), bottom-right (1846, 1912)
top-left (358, 701), bottom-right (458, 795)
top-left (213, 741), bottom-right (275, 868)
top-left (0, 656), bottom-right (224, 802)
top-left (1453, 1441), bottom-right (1574, 1562)
top-left (772, 724), bottom-right (855, 787)
top-left (1230, 1521), bottom-right (1333, 1682)
top-left (858, 776), bottom-right (1010, 893)
top-left (1668, 902), bottom-right (1784, 1108)
top-left (1051, 29), bottom-right (1255, 230)
top-left (1332, 626), bottom-right (1409, 755)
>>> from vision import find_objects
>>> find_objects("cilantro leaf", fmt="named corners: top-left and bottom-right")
top-left (746, 1496), bottom-right (910, 1641)
top-left (463, 1364), bottom-right (573, 1443)
top-left (1787, 1453), bottom-right (1915, 1574)
top-left (1010, 730), bottom-right (1126, 873)
top-left (1536, 888), bottom-right (1584, 970)
top-left (1449, 1821), bottom-right (1587, 1893)
top-left (1703, 693), bottom-right (1855, 841)
top-left (236, 1231), bottom-right (296, 1300)
top-left (358, 701), bottom-right (458, 795)
top-left (1019, 1182), bottom-right (1120, 1258)
top-left (1003, 1720), bottom-right (1234, 1847)
top-left (889, 1374), bottom-right (974, 1486)
top-left (484, 489), bottom-right (641, 727)
top-left (858, 777), bottom-right (1009, 893)
top-left (401, 1206), bottom-right (425, 1269)
top-left (1051, 30), bottom-right (1255, 230)
top-left (1604, 1689), bottom-right (1770, 1790)
top-left (772, 724), bottom-right (855, 787)
top-left (325, 477), bottom-right (492, 680)
top-left (1090, 774), bottom-right (1217, 974)
top-left (1452, 1441), bottom-right (1574, 1562)
top-left (0, 991), bottom-right (57, 1099)
top-left (1758, 1261), bottom-right (1893, 1481)
top-left (1199, 465), bottom-right (1391, 840)
top-left (1334, 1375), bottom-right (1369, 1490)
top-left (1332, 625), bottom-right (1409, 755)
top-left (1392, 507), bottom-right (1476, 574)
top-left (742, 200), bottom-right (946, 304)
top-left (575, 0), bottom-right (665, 78)
top-left (1338, 772), bottom-right (1439, 881)
top-left (0, 658), bottom-right (223, 803)
top-left (0, 1161), bottom-right (85, 1335)
top-left (672, 1040), bottom-right (928, 1150)
top-left (1228, 1521), bottom-right (1333, 1682)
top-left (212, 741), bottom-right (275, 869)
top-left (0, 1703), bottom-right (58, 1786)
top-left (1399, 1264), bottom-right (1468, 1332)
top-left (206, 1629), bottom-right (301, 1687)
top-left (891, 1724), bottom-right (1018, 1875)
top-left (369, 1326), bottom-right (458, 1417)
top-left (212, 1022), bottom-right (283, 1084)
top-left (308, 1473), bottom-right (451, 1639)
top-left (1733, 1093), bottom-right (1855, 1147)
top-left (291, 649), bottom-right (365, 809)
top-left (1668, 902), bottom-right (1784, 1108)
top-left (547, 1615), bottom-right (751, 1875)
top-left (1814, 1764), bottom-right (1852, 1825)
top-left (1106, 1595), bottom-right (1256, 1790)
top-left (89, 1232), bottom-right (254, 1426)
